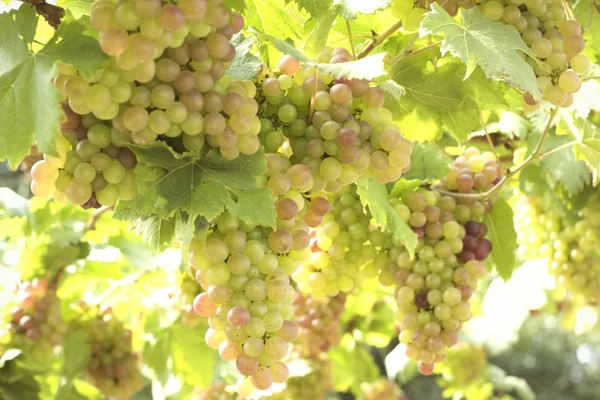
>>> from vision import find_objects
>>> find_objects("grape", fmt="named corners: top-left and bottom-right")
top-left (279, 55), bottom-right (300, 75)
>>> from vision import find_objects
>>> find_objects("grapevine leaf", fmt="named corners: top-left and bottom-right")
top-left (539, 135), bottom-right (590, 195)
top-left (228, 188), bottom-right (277, 227)
top-left (402, 143), bottom-right (450, 181)
top-left (244, 0), bottom-right (306, 66)
top-left (356, 178), bottom-right (418, 257)
top-left (248, 27), bottom-right (313, 63)
top-left (483, 198), bottom-right (516, 280)
top-left (0, 350), bottom-right (22, 368)
top-left (289, 0), bottom-right (334, 18)
top-left (112, 207), bottom-right (175, 248)
top-left (143, 314), bottom-right (171, 385)
top-left (560, 116), bottom-right (600, 186)
top-left (390, 179), bottom-right (423, 198)
top-left (170, 323), bottom-right (214, 387)
top-left (63, 331), bottom-right (92, 378)
top-left (378, 79), bottom-right (405, 100)
top-left (58, 0), bottom-right (93, 18)
top-left (226, 34), bottom-right (262, 80)
top-left (222, 0), bottom-right (246, 11)
top-left (302, 5), bottom-right (339, 56)
top-left (316, 53), bottom-right (388, 80)
top-left (334, 0), bottom-right (393, 19)
top-left (0, 188), bottom-right (29, 217)
top-left (329, 344), bottom-right (379, 394)
top-left (420, 4), bottom-right (541, 100)
top-left (122, 142), bottom-right (273, 226)
top-left (0, 7), bottom-right (107, 168)
top-left (250, 28), bottom-right (389, 80)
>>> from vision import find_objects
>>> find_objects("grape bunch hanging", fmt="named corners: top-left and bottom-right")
top-left (71, 306), bottom-right (143, 399)
top-left (31, 0), bottom-right (251, 207)
top-left (0, 279), bottom-right (67, 355)
top-left (515, 192), bottom-right (600, 303)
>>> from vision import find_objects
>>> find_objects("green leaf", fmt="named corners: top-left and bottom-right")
top-left (390, 178), bottom-right (423, 198)
top-left (121, 142), bottom-right (274, 227)
top-left (402, 143), bottom-right (450, 181)
top-left (0, 7), bottom-right (107, 168)
top-left (302, 6), bottom-right (339, 56)
top-left (378, 79), bottom-right (405, 100)
top-left (226, 34), bottom-right (262, 80)
top-left (113, 207), bottom-right (176, 248)
top-left (0, 350), bottom-right (22, 368)
top-left (142, 314), bottom-right (171, 385)
top-left (560, 116), bottom-right (600, 186)
top-left (420, 4), bottom-right (541, 100)
top-left (334, 0), bottom-right (392, 19)
top-left (63, 331), bottom-right (92, 378)
top-left (0, 188), bottom-right (29, 217)
top-left (222, 0), bottom-right (246, 11)
top-left (251, 28), bottom-right (389, 80)
top-left (329, 343), bottom-right (379, 394)
top-left (245, 0), bottom-right (306, 66)
top-left (58, 0), bottom-right (93, 18)
top-left (483, 198), bottom-right (516, 280)
top-left (539, 134), bottom-right (590, 195)
top-left (291, 0), bottom-right (334, 18)
top-left (249, 27), bottom-right (313, 63)
top-left (356, 178), bottom-right (418, 257)
top-left (170, 323), bottom-right (214, 387)
top-left (316, 53), bottom-right (388, 80)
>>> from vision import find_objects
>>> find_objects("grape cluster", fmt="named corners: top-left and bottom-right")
top-left (189, 215), bottom-right (300, 391)
top-left (75, 307), bottom-right (142, 399)
top-left (391, 147), bottom-right (499, 375)
top-left (259, 47), bottom-right (413, 189)
top-left (0, 279), bottom-right (66, 353)
top-left (293, 292), bottom-right (347, 358)
top-left (292, 185), bottom-right (380, 298)
top-left (438, 342), bottom-right (488, 388)
top-left (171, 272), bottom-right (205, 327)
top-left (515, 192), bottom-right (600, 303)
top-left (270, 356), bottom-right (334, 400)
top-left (359, 379), bottom-right (406, 400)
top-left (263, 151), bottom-right (332, 254)
top-left (34, 0), bottom-right (256, 206)
top-left (479, 0), bottom-right (591, 108)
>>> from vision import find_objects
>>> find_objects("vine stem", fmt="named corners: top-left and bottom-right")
top-left (346, 20), bottom-right (357, 59)
top-left (308, 66), bottom-right (318, 123)
top-left (18, 0), bottom-right (64, 28)
top-left (389, 33), bottom-right (420, 66)
top-left (582, 76), bottom-right (600, 81)
top-left (435, 108), bottom-right (559, 200)
top-left (86, 206), bottom-right (113, 230)
top-left (357, 19), bottom-right (403, 59)
top-left (391, 39), bottom-right (442, 65)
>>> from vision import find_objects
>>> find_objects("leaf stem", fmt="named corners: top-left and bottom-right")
top-left (538, 139), bottom-right (579, 159)
top-left (389, 33), bottom-right (421, 66)
top-left (357, 19), bottom-right (403, 59)
top-left (17, 0), bottom-right (65, 28)
top-left (435, 108), bottom-right (558, 200)
top-left (90, 270), bottom-right (150, 307)
top-left (479, 111), bottom-right (498, 159)
top-left (391, 39), bottom-right (442, 65)
top-left (346, 20), bottom-right (357, 59)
